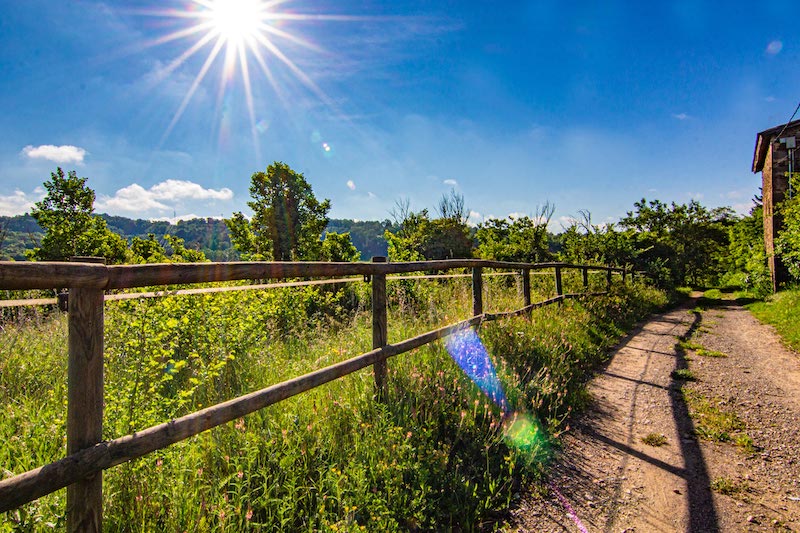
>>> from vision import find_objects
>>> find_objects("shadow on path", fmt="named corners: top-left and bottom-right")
top-left (671, 307), bottom-right (719, 533)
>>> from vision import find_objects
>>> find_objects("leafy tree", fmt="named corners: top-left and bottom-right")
top-left (559, 210), bottom-right (635, 267)
top-left (130, 234), bottom-right (168, 263)
top-left (164, 234), bottom-right (208, 262)
top-left (726, 202), bottom-right (769, 294)
top-left (326, 218), bottom-right (397, 260)
top-left (226, 162), bottom-right (330, 261)
top-left (619, 199), bottom-right (734, 288)
top-left (775, 174), bottom-right (800, 283)
top-left (320, 231), bottom-right (361, 262)
top-left (28, 168), bottom-right (128, 263)
top-left (385, 192), bottom-right (473, 261)
top-left (476, 203), bottom-right (555, 263)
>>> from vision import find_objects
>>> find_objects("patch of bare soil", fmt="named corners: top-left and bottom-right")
top-left (505, 295), bottom-right (800, 532)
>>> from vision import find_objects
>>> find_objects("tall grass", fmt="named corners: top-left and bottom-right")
top-left (0, 272), bottom-right (665, 531)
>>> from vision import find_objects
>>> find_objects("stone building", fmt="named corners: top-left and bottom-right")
top-left (752, 119), bottom-right (800, 291)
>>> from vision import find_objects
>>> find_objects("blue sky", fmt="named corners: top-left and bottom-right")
top-left (1, 1), bottom-right (798, 229)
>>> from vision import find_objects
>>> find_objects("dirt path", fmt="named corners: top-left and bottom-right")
top-left (506, 296), bottom-right (800, 532)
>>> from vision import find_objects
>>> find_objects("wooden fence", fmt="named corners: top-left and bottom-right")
top-left (0, 258), bottom-right (626, 531)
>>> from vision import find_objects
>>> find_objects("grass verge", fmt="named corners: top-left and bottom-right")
top-left (747, 289), bottom-right (800, 352)
top-left (1, 278), bottom-right (665, 530)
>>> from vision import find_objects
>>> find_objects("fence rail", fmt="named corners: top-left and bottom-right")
top-left (0, 258), bottom-right (626, 530)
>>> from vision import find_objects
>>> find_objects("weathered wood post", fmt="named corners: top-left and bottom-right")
top-left (472, 267), bottom-right (483, 317)
top-left (554, 265), bottom-right (563, 302)
top-left (371, 256), bottom-right (388, 401)
top-left (606, 267), bottom-right (612, 290)
top-left (582, 267), bottom-right (589, 289)
top-left (67, 257), bottom-right (105, 532)
top-left (622, 266), bottom-right (627, 284)
top-left (522, 268), bottom-right (531, 308)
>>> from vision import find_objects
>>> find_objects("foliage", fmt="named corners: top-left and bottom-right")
top-left (641, 433), bottom-right (668, 447)
top-left (226, 162), bottom-right (330, 261)
top-left (476, 204), bottom-right (554, 263)
top-left (559, 210), bottom-right (635, 268)
top-left (722, 202), bottom-right (770, 295)
top-left (319, 231), bottom-right (361, 262)
top-left (747, 288), bottom-right (800, 351)
top-left (617, 199), bottom-right (735, 288)
top-left (327, 219), bottom-right (398, 260)
top-left (129, 234), bottom-right (168, 264)
top-left (28, 168), bottom-right (128, 263)
top-left (385, 193), bottom-right (473, 261)
top-left (775, 174), bottom-right (800, 281)
top-left (0, 271), bottom-right (665, 530)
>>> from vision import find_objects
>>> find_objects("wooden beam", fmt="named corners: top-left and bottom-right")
top-left (371, 257), bottom-right (388, 400)
top-left (66, 287), bottom-right (104, 532)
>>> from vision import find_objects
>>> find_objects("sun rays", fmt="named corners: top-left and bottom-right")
top-left (132, 0), bottom-right (350, 153)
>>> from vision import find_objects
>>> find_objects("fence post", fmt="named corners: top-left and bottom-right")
top-left (66, 258), bottom-right (105, 532)
top-left (554, 265), bottom-right (563, 301)
top-left (582, 267), bottom-right (588, 289)
top-left (606, 268), bottom-right (612, 290)
top-left (522, 268), bottom-right (531, 307)
top-left (622, 266), bottom-right (627, 284)
top-left (472, 267), bottom-right (483, 316)
top-left (371, 257), bottom-right (388, 401)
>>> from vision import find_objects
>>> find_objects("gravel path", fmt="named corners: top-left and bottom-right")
top-left (505, 295), bottom-right (800, 532)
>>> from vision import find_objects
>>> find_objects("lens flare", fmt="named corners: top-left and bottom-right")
top-left (445, 328), bottom-right (507, 412)
top-left (445, 327), bottom-right (549, 456)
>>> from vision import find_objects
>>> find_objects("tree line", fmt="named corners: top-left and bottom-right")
top-left (5, 162), bottom-right (791, 294)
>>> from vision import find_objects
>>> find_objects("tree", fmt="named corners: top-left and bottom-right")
top-left (618, 198), bottom-right (734, 288)
top-left (28, 168), bottom-right (127, 263)
top-left (320, 231), bottom-right (361, 262)
top-left (385, 191), bottom-right (474, 261)
top-left (726, 203), bottom-right (769, 294)
top-left (226, 162), bottom-right (330, 261)
top-left (559, 210), bottom-right (635, 268)
top-left (476, 203), bottom-right (555, 263)
top-left (775, 174), bottom-right (800, 283)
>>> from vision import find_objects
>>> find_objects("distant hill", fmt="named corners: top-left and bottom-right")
top-left (0, 214), bottom-right (397, 262)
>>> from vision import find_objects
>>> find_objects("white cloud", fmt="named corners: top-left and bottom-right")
top-left (467, 210), bottom-right (482, 226)
top-left (672, 113), bottom-right (689, 121)
top-left (346, 179), bottom-right (356, 190)
top-left (97, 180), bottom-right (233, 213)
top-left (766, 40), bottom-right (783, 55)
top-left (0, 190), bottom-right (37, 216)
top-left (507, 212), bottom-right (526, 220)
top-left (686, 192), bottom-right (704, 200)
top-left (149, 179), bottom-right (232, 201)
top-left (367, 191), bottom-right (377, 199)
top-left (443, 178), bottom-right (458, 186)
top-left (765, 96), bottom-right (776, 102)
top-left (22, 144), bottom-right (87, 164)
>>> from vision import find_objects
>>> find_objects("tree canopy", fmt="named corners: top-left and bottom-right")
top-left (28, 168), bottom-right (128, 263)
top-left (226, 162), bottom-right (330, 261)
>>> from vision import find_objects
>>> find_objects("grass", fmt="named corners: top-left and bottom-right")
top-left (680, 387), bottom-right (753, 451)
top-left (0, 276), bottom-right (667, 530)
top-left (677, 339), bottom-right (727, 358)
top-left (710, 476), bottom-right (749, 497)
top-left (747, 288), bottom-right (800, 352)
top-left (641, 433), bottom-right (668, 447)
top-left (671, 369), bottom-right (697, 381)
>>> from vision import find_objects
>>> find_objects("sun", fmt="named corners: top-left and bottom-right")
top-left (133, 0), bottom-right (348, 152)
top-left (205, 0), bottom-right (265, 45)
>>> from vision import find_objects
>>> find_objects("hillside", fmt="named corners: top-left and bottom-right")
top-left (0, 214), bottom-right (398, 262)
